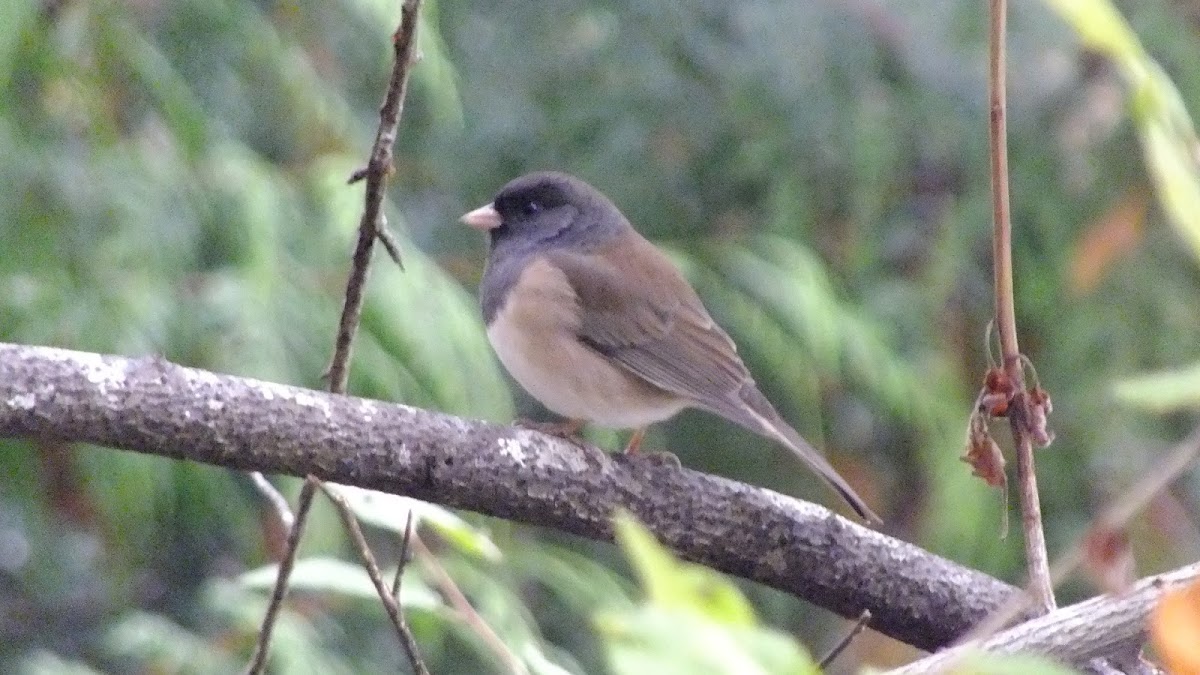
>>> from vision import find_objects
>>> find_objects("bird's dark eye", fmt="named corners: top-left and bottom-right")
top-left (520, 200), bottom-right (543, 217)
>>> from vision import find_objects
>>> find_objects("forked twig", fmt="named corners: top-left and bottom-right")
top-left (245, 1), bottom-right (425, 672)
top-left (321, 485), bottom-right (429, 675)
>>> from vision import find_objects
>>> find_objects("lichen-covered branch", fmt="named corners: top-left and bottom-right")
top-left (3, 342), bottom-right (1017, 651)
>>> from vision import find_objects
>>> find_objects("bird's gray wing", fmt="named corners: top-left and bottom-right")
top-left (545, 238), bottom-right (751, 409)
top-left (547, 237), bottom-right (881, 523)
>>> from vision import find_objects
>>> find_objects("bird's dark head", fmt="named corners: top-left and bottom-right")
top-left (460, 172), bottom-right (627, 256)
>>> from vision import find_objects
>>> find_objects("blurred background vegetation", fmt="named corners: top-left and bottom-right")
top-left (2, 0), bottom-right (1199, 672)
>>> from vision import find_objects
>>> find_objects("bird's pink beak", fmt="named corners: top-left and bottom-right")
top-left (460, 203), bottom-right (503, 230)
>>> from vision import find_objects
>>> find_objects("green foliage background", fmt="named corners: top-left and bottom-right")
top-left (1, 0), bottom-right (1198, 672)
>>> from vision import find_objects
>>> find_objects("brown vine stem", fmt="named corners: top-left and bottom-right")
top-left (244, 1), bottom-right (425, 672)
top-left (989, 0), bottom-right (1055, 614)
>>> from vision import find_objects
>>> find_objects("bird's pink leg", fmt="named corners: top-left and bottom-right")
top-left (624, 427), bottom-right (647, 454)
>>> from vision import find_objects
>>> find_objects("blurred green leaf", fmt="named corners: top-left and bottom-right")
top-left (360, 251), bottom-right (514, 418)
top-left (1045, 0), bottom-right (1200, 264)
top-left (701, 236), bottom-right (951, 434)
top-left (0, 0), bottom-right (37, 94)
top-left (13, 651), bottom-right (102, 675)
top-left (606, 513), bottom-right (817, 675)
top-left (1140, 100), bottom-right (1200, 262)
top-left (597, 606), bottom-right (817, 675)
top-left (614, 512), bottom-right (756, 626)
top-left (104, 612), bottom-right (243, 675)
top-left (506, 542), bottom-right (636, 615)
top-left (96, 7), bottom-right (212, 158)
top-left (205, 580), bottom-right (360, 675)
top-left (434, 554), bottom-right (587, 675)
top-left (1112, 362), bottom-right (1200, 411)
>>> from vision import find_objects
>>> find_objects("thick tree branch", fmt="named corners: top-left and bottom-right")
top-left (2, 342), bottom-right (1024, 652)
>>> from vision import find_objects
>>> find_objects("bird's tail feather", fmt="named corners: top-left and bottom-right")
top-left (705, 384), bottom-right (882, 525)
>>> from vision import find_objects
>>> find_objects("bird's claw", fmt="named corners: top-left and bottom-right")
top-left (626, 449), bottom-right (681, 470)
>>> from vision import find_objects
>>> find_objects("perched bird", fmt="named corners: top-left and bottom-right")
top-left (461, 172), bottom-right (880, 524)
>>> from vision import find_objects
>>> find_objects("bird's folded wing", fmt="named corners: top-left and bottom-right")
top-left (545, 247), bottom-right (750, 405)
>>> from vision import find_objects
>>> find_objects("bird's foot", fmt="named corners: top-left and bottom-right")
top-left (623, 427), bottom-right (647, 454)
top-left (619, 427), bottom-right (680, 468)
top-left (630, 450), bottom-right (682, 469)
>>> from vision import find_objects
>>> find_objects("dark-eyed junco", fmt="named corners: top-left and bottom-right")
top-left (461, 172), bottom-right (880, 524)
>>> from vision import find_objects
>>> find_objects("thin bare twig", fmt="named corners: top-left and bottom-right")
top-left (246, 0), bottom-right (425, 671)
top-left (249, 471), bottom-right (295, 531)
top-left (244, 475), bottom-right (318, 675)
top-left (376, 216), bottom-right (406, 268)
top-left (988, 0), bottom-right (1055, 614)
top-left (413, 534), bottom-right (528, 675)
top-left (328, 0), bottom-right (422, 389)
top-left (321, 485), bottom-right (430, 675)
top-left (1093, 426), bottom-right (1200, 528)
top-left (819, 609), bottom-right (872, 670)
top-left (392, 510), bottom-right (415, 598)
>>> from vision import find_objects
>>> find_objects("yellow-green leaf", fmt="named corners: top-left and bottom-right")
top-left (1112, 363), bottom-right (1200, 412)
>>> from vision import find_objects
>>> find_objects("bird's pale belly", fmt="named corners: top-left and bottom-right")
top-left (486, 312), bottom-right (687, 429)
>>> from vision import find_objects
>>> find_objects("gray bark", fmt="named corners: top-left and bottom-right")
top-left (0, 342), bottom-right (1066, 655)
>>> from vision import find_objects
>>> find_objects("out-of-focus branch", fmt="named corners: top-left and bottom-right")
top-left (888, 561), bottom-right (1199, 674)
top-left (412, 534), bottom-right (527, 675)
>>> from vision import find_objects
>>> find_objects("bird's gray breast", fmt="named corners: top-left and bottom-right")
top-left (483, 256), bottom-right (687, 427)
top-left (480, 249), bottom-right (535, 325)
